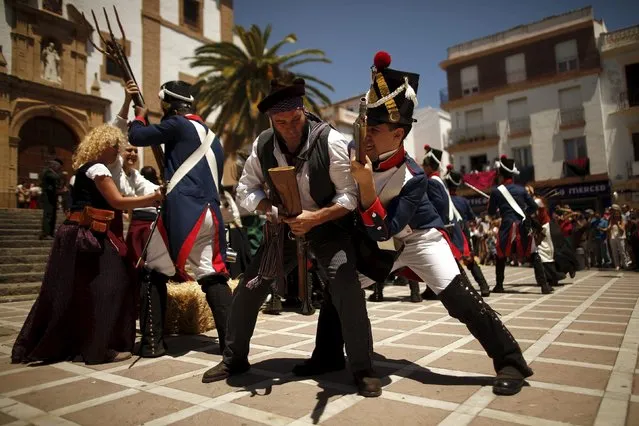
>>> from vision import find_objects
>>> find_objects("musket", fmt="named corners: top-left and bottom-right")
top-left (84, 6), bottom-right (165, 178)
top-left (464, 180), bottom-right (491, 199)
top-left (353, 97), bottom-right (368, 164)
top-left (268, 166), bottom-right (314, 316)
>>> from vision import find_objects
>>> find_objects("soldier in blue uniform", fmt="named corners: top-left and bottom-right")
top-left (444, 165), bottom-right (491, 297)
top-left (298, 51), bottom-right (534, 396)
top-left (422, 147), bottom-right (491, 297)
top-left (488, 155), bottom-right (552, 294)
top-left (128, 81), bottom-right (233, 356)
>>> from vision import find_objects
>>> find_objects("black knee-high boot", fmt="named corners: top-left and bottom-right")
top-left (368, 282), bottom-right (384, 302)
top-left (493, 257), bottom-right (506, 293)
top-left (468, 262), bottom-right (490, 297)
top-left (530, 253), bottom-right (553, 294)
top-left (199, 274), bottom-right (233, 353)
top-left (409, 281), bottom-right (421, 303)
top-left (438, 274), bottom-right (533, 395)
top-left (139, 269), bottom-right (169, 358)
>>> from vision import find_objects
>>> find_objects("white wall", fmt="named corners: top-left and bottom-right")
top-left (449, 73), bottom-right (608, 181)
top-left (203, 1), bottom-right (221, 42)
top-left (408, 107), bottom-right (452, 167)
top-left (160, 0), bottom-right (179, 25)
top-left (600, 50), bottom-right (639, 181)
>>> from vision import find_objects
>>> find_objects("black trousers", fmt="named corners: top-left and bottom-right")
top-left (222, 224), bottom-right (373, 372)
top-left (41, 194), bottom-right (57, 237)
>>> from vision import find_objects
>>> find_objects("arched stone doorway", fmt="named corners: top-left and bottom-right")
top-left (17, 117), bottom-right (78, 185)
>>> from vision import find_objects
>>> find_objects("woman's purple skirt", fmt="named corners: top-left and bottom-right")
top-left (11, 223), bottom-right (136, 365)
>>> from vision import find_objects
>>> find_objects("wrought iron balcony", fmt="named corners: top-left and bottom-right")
top-left (439, 88), bottom-right (449, 105)
top-left (508, 116), bottom-right (531, 135)
top-left (618, 89), bottom-right (639, 110)
top-left (450, 122), bottom-right (499, 144)
top-left (560, 107), bottom-right (585, 127)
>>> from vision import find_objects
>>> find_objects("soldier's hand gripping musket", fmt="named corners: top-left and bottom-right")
top-left (268, 167), bottom-right (314, 316)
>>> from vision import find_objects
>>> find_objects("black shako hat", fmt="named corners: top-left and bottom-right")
top-left (257, 78), bottom-right (306, 114)
top-left (444, 164), bottom-right (462, 188)
top-left (422, 144), bottom-right (443, 169)
top-left (158, 80), bottom-right (194, 105)
top-left (497, 154), bottom-right (520, 178)
top-left (365, 51), bottom-right (419, 126)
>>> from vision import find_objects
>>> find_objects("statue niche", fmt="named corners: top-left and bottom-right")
top-left (40, 39), bottom-right (62, 84)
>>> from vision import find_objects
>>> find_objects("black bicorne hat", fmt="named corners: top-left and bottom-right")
top-left (257, 78), bottom-right (306, 114)
top-left (445, 164), bottom-right (462, 188)
top-left (365, 51), bottom-right (419, 126)
top-left (422, 144), bottom-right (443, 169)
top-left (158, 80), bottom-right (194, 104)
top-left (497, 154), bottom-right (520, 177)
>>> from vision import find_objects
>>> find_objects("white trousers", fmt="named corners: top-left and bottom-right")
top-left (610, 238), bottom-right (630, 268)
top-left (359, 228), bottom-right (461, 294)
top-left (146, 209), bottom-right (221, 280)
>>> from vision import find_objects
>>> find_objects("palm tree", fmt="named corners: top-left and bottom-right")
top-left (190, 24), bottom-right (334, 154)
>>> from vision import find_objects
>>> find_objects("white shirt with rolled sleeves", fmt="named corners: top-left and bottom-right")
top-left (110, 115), bottom-right (174, 276)
top-left (236, 127), bottom-right (358, 214)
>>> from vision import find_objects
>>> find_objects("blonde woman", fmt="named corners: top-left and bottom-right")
top-left (12, 124), bottom-right (163, 366)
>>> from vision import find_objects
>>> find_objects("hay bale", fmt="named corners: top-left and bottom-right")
top-left (164, 278), bottom-right (240, 335)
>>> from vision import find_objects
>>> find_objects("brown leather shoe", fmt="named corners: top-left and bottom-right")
top-left (202, 360), bottom-right (250, 383)
top-left (353, 370), bottom-right (382, 397)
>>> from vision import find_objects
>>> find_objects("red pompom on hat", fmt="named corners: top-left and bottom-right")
top-left (500, 154), bottom-right (508, 160)
top-left (423, 144), bottom-right (431, 151)
top-left (446, 164), bottom-right (453, 170)
top-left (374, 51), bottom-right (391, 70)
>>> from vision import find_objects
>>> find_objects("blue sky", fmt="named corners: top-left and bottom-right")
top-left (235, 0), bottom-right (639, 108)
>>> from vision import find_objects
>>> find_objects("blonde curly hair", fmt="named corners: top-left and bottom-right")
top-left (72, 124), bottom-right (124, 170)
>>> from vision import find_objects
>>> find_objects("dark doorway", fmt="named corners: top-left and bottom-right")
top-left (18, 117), bottom-right (77, 186)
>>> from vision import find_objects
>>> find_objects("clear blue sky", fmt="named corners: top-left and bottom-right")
top-left (235, 0), bottom-right (639, 108)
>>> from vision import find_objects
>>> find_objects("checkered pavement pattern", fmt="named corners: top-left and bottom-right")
top-left (0, 267), bottom-right (637, 425)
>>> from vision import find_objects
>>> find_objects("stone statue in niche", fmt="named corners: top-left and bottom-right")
top-left (41, 42), bottom-right (62, 84)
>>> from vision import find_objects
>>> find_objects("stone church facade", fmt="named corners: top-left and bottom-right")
top-left (0, 0), bottom-right (233, 207)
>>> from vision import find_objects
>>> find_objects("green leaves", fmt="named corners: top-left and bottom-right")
top-left (189, 24), bottom-right (333, 155)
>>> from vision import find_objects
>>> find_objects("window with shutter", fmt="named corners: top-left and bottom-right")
top-left (555, 40), bottom-right (579, 73)
top-left (505, 54), bottom-right (526, 84)
top-left (460, 66), bottom-right (479, 97)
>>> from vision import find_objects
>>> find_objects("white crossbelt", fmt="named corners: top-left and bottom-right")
top-left (166, 120), bottom-right (219, 195)
top-left (497, 184), bottom-right (526, 220)
top-left (431, 175), bottom-right (462, 222)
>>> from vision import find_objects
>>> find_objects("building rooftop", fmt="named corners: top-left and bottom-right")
top-left (445, 6), bottom-right (593, 62)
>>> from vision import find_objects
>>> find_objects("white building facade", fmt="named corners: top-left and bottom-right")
top-left (599, 25), bottom-right (639, 206)
top-left (0, 0), bottom-right (234, 207)
top-left (440, 7), bottom-right (629, 211)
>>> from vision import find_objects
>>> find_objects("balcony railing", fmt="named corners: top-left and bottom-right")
top-left (601, 25), bottom-right (639, 51)
top-left (506, 69), bottom-right (526, 84)
top-left (508, 116), bottom-right (531, 134)
top-left (450, 122), bottom-right (499, 144)
top-left (618, 89), bottom-right (639, 110)
top-left (439, 88), bottom-right (449, 105)
top-left (560, 107), bottom-right (585, 127)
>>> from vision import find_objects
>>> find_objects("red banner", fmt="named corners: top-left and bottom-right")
top-left (463, 170), bottom-right (497, 190)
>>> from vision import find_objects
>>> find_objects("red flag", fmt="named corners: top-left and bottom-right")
top-left (463, 170), bottom-right (497, 190)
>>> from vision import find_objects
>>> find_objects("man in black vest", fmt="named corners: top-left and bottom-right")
top-left (202, 78), bottom-right (381, 397)
top-left (39, 158), bottom-right (62, 239)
